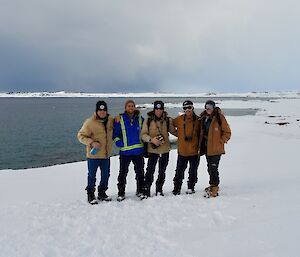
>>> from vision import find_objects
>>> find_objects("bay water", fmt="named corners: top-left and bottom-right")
top-left (0, 97), bottom-right (260, 170)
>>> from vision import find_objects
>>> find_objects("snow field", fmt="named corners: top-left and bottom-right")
top-left (0, 98), bottom-right (300, 257)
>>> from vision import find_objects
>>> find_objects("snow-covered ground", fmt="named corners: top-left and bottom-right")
top-left (0, 97), bottom-right (300, 257)
top-left (0, 90), bottom-right (299, 98)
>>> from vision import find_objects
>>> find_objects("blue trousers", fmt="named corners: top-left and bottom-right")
top-left (86, 158), bottom-right (110, 190)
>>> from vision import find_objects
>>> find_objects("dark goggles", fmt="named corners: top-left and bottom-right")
top-left (183, 105), bottom-right (193, 111)
top-left (205, 104), bottom-right (214, 110)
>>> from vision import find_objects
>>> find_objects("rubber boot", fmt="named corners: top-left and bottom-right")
top-left (87, 188), bottom-right (98, 205)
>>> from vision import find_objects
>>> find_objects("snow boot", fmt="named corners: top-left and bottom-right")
top-left (117, 196), bottom-right (125, 202)
top-left (186, 189), bottom-right (195, 194)
top-left (97, 187), bottom-right (112, 202)
top-left (87, 188), bottom-right (98, 205)
top-left (156, 190), bottom-right (164, 196)
top-left (136, 191), bottom-right (147, 199)
top-left (204, 185), bottom-right (219, 198)
top-left (205, 185), bottom-right (212, 192)
top-left (155, 184), bottom-right (164, 196)
top-left (144, 186), bottom-right (151, 198)
top-left (186, 184), bottom-right (195, 194)
top-left (172, 183), bottom-right (182, 195)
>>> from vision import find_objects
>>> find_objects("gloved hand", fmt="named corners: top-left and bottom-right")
top-left (115, 140), bottom-right (124, 148)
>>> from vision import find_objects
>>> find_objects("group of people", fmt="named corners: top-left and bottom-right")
top-left (77, 99), bottom-right (231, 204)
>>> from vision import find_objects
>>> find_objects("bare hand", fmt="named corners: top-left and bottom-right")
top-left (91, 141), bottom-right (101, 149)
top-left (151, 137), bottom-right (162, 146)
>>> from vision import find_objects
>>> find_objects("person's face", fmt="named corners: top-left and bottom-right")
top-left (154, 108), bottom-right (163, 118)
top-left (183, 106), bottom-right (193, 117)
top-left (126, 103), bottom-right (136, 114)
top-left (97, 109), bottom-right (107, 118)
top-left (205, 108), bottom-right (213, 115)
top-left (205, 104), bottom-right (214, 115)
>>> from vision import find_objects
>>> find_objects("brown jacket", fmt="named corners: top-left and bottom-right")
top-left (141, 111), bottom-right (175, 154)
top-left (172, 113), bottom-right (201, 157)
top-left (77, 113), bottom-right (114, 159)
top-left (199, 108), bottom-right (231, 156)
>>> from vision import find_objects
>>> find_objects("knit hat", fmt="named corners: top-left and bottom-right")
top-left (205, 100), bottom-right (216, 110)
top-left (154, 100), bottom-right (164, 110)
top-left (124, 99), bottom-right (135, 109)
top-left (183, 100), bottom-right (194, 109)
top-left (96, 100), bottom-right (107, 112)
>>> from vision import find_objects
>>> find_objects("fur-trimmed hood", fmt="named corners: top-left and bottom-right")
top-left (199, 107), bottom-right (221, 121)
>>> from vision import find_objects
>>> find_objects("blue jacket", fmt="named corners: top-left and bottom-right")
top-left (113, 111), bottom-right (145, 155)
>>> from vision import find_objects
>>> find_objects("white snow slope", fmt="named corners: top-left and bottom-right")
top-left (0, 98), bottom-right (300, 257)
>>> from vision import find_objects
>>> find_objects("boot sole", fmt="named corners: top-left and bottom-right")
top-left (88, 200), bottom-right (98, 205)
top-left (203, 192), bottom-right (219, 198)
top-left (98, 198), bottom-right (112, 202)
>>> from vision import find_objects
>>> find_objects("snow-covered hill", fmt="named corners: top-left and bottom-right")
top-left (0, 91), bottom-right (299, 98)
top-left (0, 98), bottom-right (299, 257)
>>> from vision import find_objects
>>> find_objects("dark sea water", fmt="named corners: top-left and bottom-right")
top-left (0, 97), bottom-right (262, 170)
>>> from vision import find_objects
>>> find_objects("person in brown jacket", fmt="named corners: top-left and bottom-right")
top-left (141, 100), bottom-right (175, 197)
top-left (172, 100), bottom-right (201, 195)
top-left (199, 100), bottom-right (231, 198)
top-left (77, 100), bottom-right (114, 204)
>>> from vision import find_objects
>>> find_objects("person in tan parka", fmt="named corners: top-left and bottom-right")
top-left (172, 100), bottom-right (201, 195)
top-left (198, 100), bottom-right (231, 198)
top-left (141, 100), bottom-right (176, 197)
top-left (77, 100), bottom-right (114, 204)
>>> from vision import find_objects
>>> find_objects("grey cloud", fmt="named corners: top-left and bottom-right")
top-left (0, 0), bottom-right (299, 92)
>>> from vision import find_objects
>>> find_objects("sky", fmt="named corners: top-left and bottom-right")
top-left (0, 0), bottom-right (299, 93)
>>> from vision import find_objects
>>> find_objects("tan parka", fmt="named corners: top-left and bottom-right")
top-left (172, 113), bottom-right (201, 157)
top-left (77, 113), bottom-right (114, 159)
top-left (199, 108), bottom-right (231, 156)
top-left (141, 111), bottom-right (175, 154)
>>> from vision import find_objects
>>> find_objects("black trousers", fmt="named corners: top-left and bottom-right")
top-left (117, 154), bottom-right (144, 196)
top-left (206, 155), bottom-right (221, 186)
top-left (173, 155), bottom-right (200, 190)
top-left (144, 153), bottom-right (169, 192)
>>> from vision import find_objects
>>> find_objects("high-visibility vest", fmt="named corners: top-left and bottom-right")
top-left (119, 114), bottom-right (144, 151)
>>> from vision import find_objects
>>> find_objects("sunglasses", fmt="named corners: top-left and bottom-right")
top-left (205, 104), bottom-right (214, 110)
top-left (183, 106), bottom-right (193, 111)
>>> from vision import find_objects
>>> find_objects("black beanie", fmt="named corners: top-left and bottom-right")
top-left (183, 100), bottom-right (193, 107)
top-left (154, 100), bottom-right (164, 110)
top-left (96, 101), bottom-right (108, 112)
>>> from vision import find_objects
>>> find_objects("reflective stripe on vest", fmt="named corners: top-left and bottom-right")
top-left (120, 115), bottom-right (144, 151)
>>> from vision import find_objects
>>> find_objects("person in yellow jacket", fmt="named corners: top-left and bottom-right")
top-left (172, 100), bottom-right (201, 195)
top-left (141, 100), bottom-right (176, 197)
top-left (77, 101), bottom-right (114, 204)
top-left (199, 100), bottom-right (231, 198)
